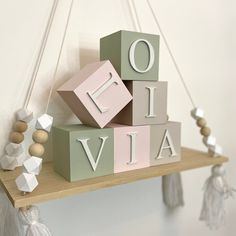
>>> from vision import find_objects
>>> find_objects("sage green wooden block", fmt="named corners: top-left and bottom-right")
top-left (53, 124), bottom-right (114, 182)
top-left (150, 121), bottom-right (181, 166)
top-left (100, 30), bottom-right (160, 81)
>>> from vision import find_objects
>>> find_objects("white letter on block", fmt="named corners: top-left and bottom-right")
top-left (129, 39), bottom-right (155, 73)
top-left (77, 136), bottom-right (108, 171)
top-left (127, 132), bottom-right (138, 165)
top-left (145, 86), bottom-right (156, 118)
top-left (87, 72), bottom-right (119, 113)
top-left (156, 129), bottom-right (177, 159)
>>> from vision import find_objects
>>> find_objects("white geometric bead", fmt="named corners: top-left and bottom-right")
top-left (0, 155), bottom-right (17, 170)
top-left (15, 173), bottom-right (38, 192)
top-left (191, 107), bottom-right (204, 120)
top-left (16, 154), bottom-right (29, 167)
top-left (23, 156), bottom-right (42, 175)
top-left (203, 136), bottom-right (216, 147)
top-left (208, 144), bottom-right (223, 157)
top-left (35, 114), bottom-right (53, 132)
top-left (5, 143), bottom-right (24, 157)
top-left (15, 108), bottom-right (33, 123)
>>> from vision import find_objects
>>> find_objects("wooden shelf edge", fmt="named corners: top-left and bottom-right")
top-left (0, 147), bottom-right (229, 208)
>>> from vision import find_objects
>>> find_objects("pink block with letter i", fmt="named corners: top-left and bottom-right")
top-left (57, 60), bottom-right (133, 128)
top-left (107, 123), bottom-right (150, 173)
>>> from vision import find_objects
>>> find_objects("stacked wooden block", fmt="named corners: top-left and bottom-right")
top-left (53, 30), bottom-right (181, 182)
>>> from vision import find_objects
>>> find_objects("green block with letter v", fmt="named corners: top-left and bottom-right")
top-left (53, 124), bottom-right (114, 182)
top-left (100, 30), bottom-right (160, 81)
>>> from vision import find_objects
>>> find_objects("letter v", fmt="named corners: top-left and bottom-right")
top-left (77, 136), bottom-right (108, 171)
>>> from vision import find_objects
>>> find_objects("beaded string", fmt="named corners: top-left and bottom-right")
top-left (16, 0), bottom-right (75, 194)
top-left (0, 0), bottom-right (59, 171)
top-left (127, 0), bottom-right (222, 156)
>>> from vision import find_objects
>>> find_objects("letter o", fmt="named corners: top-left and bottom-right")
top-left (129, 39), bottom-right (155, 73)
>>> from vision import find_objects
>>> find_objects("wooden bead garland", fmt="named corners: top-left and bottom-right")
top-left (0, 109), bottom-right (33, 171)
top-left (29, 143), bottom-right (45, 157)
top-left (15, 113), bottom-right (53, 194)
top-left (191, 107), bottom-right (222, 157)
top-left (10, 131), bottom-right (24, 144)
top-left (32, 130), bottom-right (49, 144)
top-left (13, 121), bottom-right (28, 133)
top-left (196, 118), bottom-right (206, 128)
top-left (200, 127), bottom-right (211, 137)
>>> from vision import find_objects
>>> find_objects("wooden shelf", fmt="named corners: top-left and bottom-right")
top-left (0, 147), bottom-right (228, 208)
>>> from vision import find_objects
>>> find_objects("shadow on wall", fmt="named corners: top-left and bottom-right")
top-left (79, 48), bottom-right (99, 68)
top-left (44, 48), bottom-right (99, 162)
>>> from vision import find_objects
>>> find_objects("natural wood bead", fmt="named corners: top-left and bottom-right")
top-left (29, 143), bottom-right (45, 157)
top-left (13, 121), bottom-right (28, 133)
top-left (200, 127), bottom-right (211, 137)
top-left (196, 118), bottom-right (206, 128)
top-left (32, 130), bottom-right (48, 144)
top-left (10, 132), bottom-right (24, 144)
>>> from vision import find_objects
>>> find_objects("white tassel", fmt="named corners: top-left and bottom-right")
top-left (162, 172), bottom-right (184, 208)
top-left (0, 187), bottom-right (23, 236)
top-left (199, 165), bottom-right (235, 229)
top-left (18, 205), bottom-right (52, 236)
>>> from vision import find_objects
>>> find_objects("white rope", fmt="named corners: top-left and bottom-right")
top-left (146, 0), bottom-right (196, 108)
top-left (126, 0), bottom-right (137, 31)
top-left (45, 0), bottom-right (74, 113)
top-left (23, 0), bottom-right (59, 109)
top-left (130, 0), bottom-right (142, 32)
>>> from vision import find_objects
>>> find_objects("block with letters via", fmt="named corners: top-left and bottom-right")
top-left (107, 123), bottom-right (150, 173)
top-left (100, 30), bottom-right (160, 81)
top-left (115, 81), bottom-right (167, 125)
top-left (57, 60), bottom-right (132, 128)
top-left (53, 124), bottom-right (114, 182)
top-left (150, 121), bottom-right (181, 166)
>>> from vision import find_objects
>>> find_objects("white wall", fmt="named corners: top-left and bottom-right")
top-left (0, 0), bottom-right (235, 235)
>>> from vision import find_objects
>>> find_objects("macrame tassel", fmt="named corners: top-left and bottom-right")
top-left (0, 187), bottom-right (23, 236)
top-left (162, 172), bottom-right (184, 208)
top-left (18, 205), bottom-right (52, 236)
top-left (199, 165), bottom-right (235, 229)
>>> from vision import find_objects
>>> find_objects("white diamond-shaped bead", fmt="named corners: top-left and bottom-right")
top-left (15, 108), bottom-right (33, 123)
top-left (191, 107), bottom-right (204, 120)
top-left (208, 144), bottom-right (223, 157)
top-left (16, 154), bottom-right (29, 167)
top-left (203, 136), bottom-right (216, 147)
top-left (15, 173), bottom-right (38, 192)
top-left (23, 156), bottom-right (42, 175)
top-left (35, 114), bottom-right (53, 132)
top-left (0, 155), bottom-right (17, 170)
top-left (5, 143), bottom-right (24, 157)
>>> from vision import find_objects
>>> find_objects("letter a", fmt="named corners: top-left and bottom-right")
top-left (77, 136), bottom-right (108, 171)
top-left (156, 130), bottom-right (177, 159)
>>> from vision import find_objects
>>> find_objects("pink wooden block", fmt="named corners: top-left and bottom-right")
top-left (107, 123), bottom-right (150, 173)
top-left (57, 61), bottom-right (132, 128)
